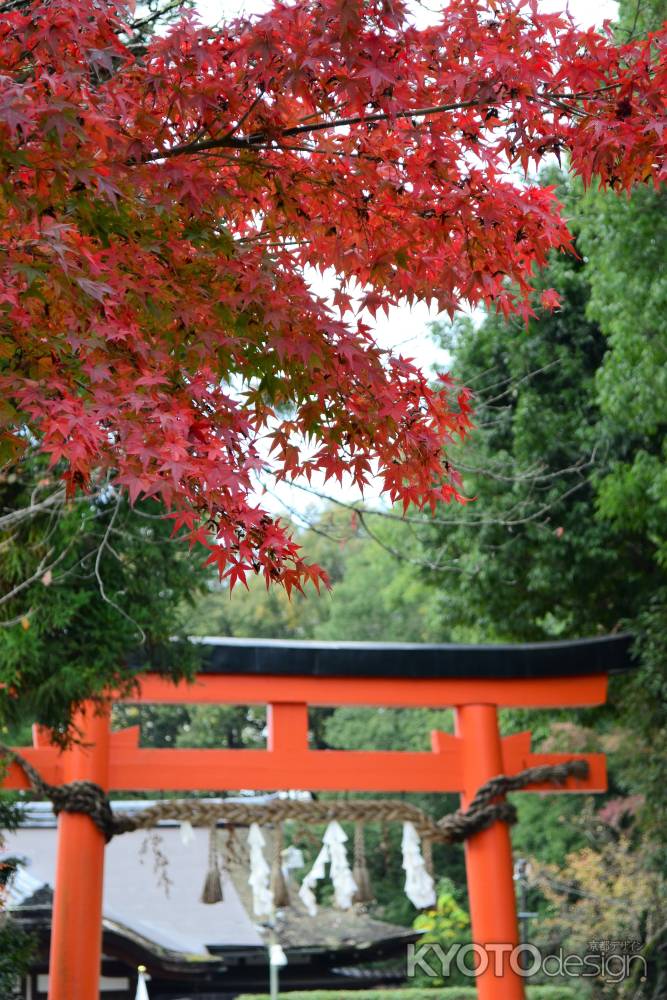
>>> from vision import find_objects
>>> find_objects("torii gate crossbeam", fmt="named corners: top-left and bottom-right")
top-left (3, 634), bottom-right (632, 1000)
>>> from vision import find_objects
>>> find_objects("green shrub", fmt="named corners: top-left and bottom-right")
top-left (236, 992), bottom-right (479, 1000)
top-left (528, 991), bottom-right (587, 1000)
top-left (237, 985), bottom-right (585, 1000)
top-left (412, 879), bottom-right (470, 988)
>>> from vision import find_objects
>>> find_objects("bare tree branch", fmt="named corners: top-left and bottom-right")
top-left (92, 493), bottom-right (146, 643)
top-left (0, 487), bottom-right (67, 532)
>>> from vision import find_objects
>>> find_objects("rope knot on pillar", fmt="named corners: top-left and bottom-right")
top-left (49, 780), bottom-right (116, 842)
top-left (0, 744), bottom-right (116, 842)
top-left (436, 759), bottom-right (590, 843)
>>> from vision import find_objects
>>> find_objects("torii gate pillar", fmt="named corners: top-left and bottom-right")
top-left (46, 704), bottom-right (110, 1000)
top-left (456, 703), bottom-right (524, 999)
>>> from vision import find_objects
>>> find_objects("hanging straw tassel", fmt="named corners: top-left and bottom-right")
top-left (352, 821), bottom-right (374, 904)
top-left (201, 825), bottom-right (223, 904)
top-left (422, 836), bottom-right (434, 877)
top-left (270, 822), bottom-right (290, 908)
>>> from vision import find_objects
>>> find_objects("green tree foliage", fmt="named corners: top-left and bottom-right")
top-left (424, 147), bottom-right (667, 837)
top-left (321, 708), bottom-right (454, 753)
top-left (427, 229), bottom-right (620, 642)
top-left (418, 134), bottom-right (666, 992)
top-left (574, 0), bottom-right (667, 860)
top-left (0, 798), bottom-right (34, 998)
top-left (580, 181), bottom-right (667, 581)
top-left (616, 0), bottom-right (667, 37)
top-left (0, 449), bottom-right (208, 738)
top-left (313, 512), bottom-right (447, 643)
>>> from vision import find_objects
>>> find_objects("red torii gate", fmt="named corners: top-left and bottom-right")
top-left (3, 634), bottom-right (632, 1000)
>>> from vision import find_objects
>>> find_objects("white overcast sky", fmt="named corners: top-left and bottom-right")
top-left (200, 0), bottom-right (618, 27)
top-left (194, 0), bottom-right (619, 517)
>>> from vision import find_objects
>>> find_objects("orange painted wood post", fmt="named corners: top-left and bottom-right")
top-left (455, 703), bottom-right (525, 1000)
top-left (48, 702), bottom-right (111, 1000)
top-left (267, 701), bottom-right (309, 753)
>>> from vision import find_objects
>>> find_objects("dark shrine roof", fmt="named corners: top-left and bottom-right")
top-left (190, 632), bottom-right (634, 680)
top-left (5, 807), bottom-right (419, 966)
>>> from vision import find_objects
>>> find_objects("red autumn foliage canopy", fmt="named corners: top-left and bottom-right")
top-left (0, 0), bottom-right (665, 592)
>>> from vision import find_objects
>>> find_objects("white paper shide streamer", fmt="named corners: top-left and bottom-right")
top-left (401, 822), bottom-right (436, 910)
top-left (281, 844), bottom-right (304, 873)
top-left (324, 820), bottom-right (358, 909)
top-left (298, 842), bottom-right (329, 916)
top-left (247, 823), bottom-right (274, 917)
top-left (298, 821), bottom-right (358, 916)
top-left (179, 820), bottom-right (195, 846)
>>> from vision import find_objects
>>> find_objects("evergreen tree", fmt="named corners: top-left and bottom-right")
top-left (424, 156), bottom-right (667, 865)
top-left (0, 449), bottom-right (208, 738)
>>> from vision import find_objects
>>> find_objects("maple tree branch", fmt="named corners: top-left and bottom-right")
top-left (548, 84), bottom-right (626, 98)
top-left (138, 81), bottom-right (630, 165)
top-left (263, 487), bottom-right (354, 548)
top-left (533, 93), bottom-right (589, 120)
top-left (257, 100), bottom-right (485, 140)
top-left (279, 456), bottom-right (595, 531)
top-left (128, 0), bottom-right (187, 32)
top-left (220, 87), bottom-right (266, 143)
top-left (139, 99), bottom-right (488, 162)
top-left (0, 0), bottom-right (31, 12)
top-left (92, 492), bottom-right (147, 643)
top-left (355, 507), bottom-right (477, 576)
